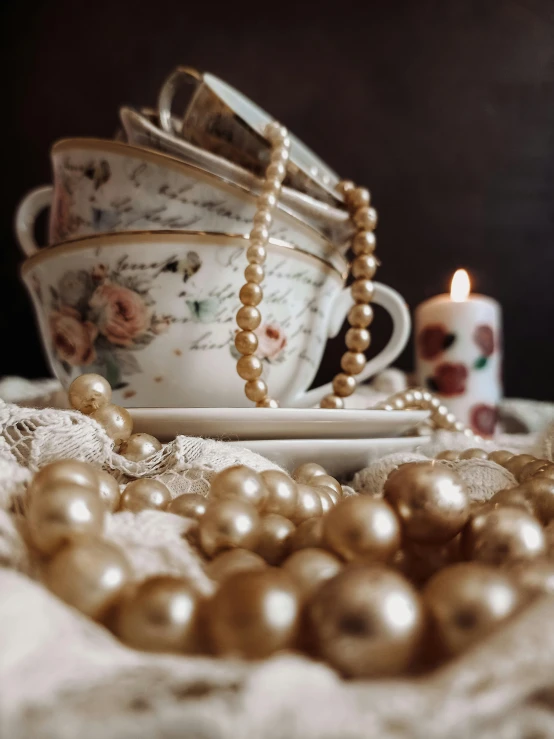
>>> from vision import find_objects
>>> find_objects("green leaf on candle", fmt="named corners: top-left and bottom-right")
top-left (474, 356), bottom-right (488, 370)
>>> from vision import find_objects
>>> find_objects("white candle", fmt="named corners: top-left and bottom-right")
top-left (415, 269), bottom-right (502, 437)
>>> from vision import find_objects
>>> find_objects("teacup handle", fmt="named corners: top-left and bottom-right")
top-left (158, 67), bottom-right (203, 135)
top-left (14, 185), bottom-right (52, 257)
top-left (290, 282), bottom-right (411, 408)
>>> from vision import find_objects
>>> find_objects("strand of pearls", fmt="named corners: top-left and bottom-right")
top-left (375, 387), bottom-right (482, 440)
top-left (320, 180), bottom-right (379, 409)
top-left (234, 122), bottom-right (291, 408)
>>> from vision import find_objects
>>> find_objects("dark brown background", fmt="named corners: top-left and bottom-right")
top-left (2, 0), bottom-right (553, 399)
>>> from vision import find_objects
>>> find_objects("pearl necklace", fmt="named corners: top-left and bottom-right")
top-left (234, 124), bottom-right (378, 409)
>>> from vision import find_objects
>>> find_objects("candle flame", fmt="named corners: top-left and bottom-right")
top-left (450, 269), bottom-right (470, 302)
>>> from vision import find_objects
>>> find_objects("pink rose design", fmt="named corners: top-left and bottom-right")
top-left (254, 323), bottom-right (287, 360)
top-left (89, 282), bottom-right (150, 347)
top-left (430, 362), bottom-right (468, 396)
top-left (470, 403), bottom-right (497, 437)
top-left (50, 306), bottom-right (97, 366)
top-left (418, 324), bottom-right (454, 360)
top-left (474, 325), bottom-right (495, 357)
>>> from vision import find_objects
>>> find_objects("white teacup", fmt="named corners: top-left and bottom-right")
top-left (21, 231), bottom-right (410, 408)
top-left (15, 139), bottom-right (340, 262)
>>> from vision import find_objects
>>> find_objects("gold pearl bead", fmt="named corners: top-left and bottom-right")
top-left (316, 487), bottom-right (334, 514)
top-left (345, 327), bottom-right (371, 352)
top-left (519, 459), bottom-right (550, 482)
top-left (236, 306), bottom-right (261, 331)
top-left (337, 180), bottom-right (356, 196)
top-left (257, 192), bottom-right (277, 210)
top-left (28, 459), bottom-right (99, 499)
top-left (97, 469), bottom-right (121, 512)
top-left (292, 463), bottom-right (327, 484)
top-left (120, 478), bottom-right (171, 512)
top-left (119, 433), bottom-right (162, 462)
top-left (460, 448), bottom-right (489, 460)
top-left (516, 478), bottom-right (554, 524)
top-left (423, 562), bottom-right (522, 657)
top-left (536, 465), bottom-right (554, 481)
top-left (332, 373), bottom-right (357, 398)
top-left (90, 404), bottom-right (133, 446)
top-left (488, 450), bottom-right (514, 465)
top-left (307, 565), bottom-right (424, 678)
top-left (323, 496), bottom-right (401, 562)
top-left (205, 548), bottom-right (266, 584)
top-left (346, 187), bottom-right (371, 210)
top-left (509, 558), bottom-right (554, 599)
top-left (250, 225), bottom-right (269, 243)
top-left (289, 517), bottom-right (324, 551)
top-left (283, 548), bottom-right (342, 600)
top-left (253, 209), bottom-right (272, 228)
top-left (320, 394), bottom-right (345, 409)
top-left (256, 397), bottom-right (280, 408)
top-left (291, 484), bottom-right (323, 525)
top-left (207, 569), bottom-right (301, 659)
top-left (199, 498), bottom-right (260, 557)
top-left (234, 330), bottom-right (258, 355)
top-left (265, 121), bottom-right (288, 143)
top-left (245, 379), bottom-right (269, 403)
top-left (246, 244), bottom-right (267, 264)
top-left (435, 450), bottom-right (460, 461)
top-left (347, 303), bottom-right (374, 328)
top-left (113, 576), bottom-right (201, 653)
top-left (266, 161), bottom-right (286, 180)
top-left (353, 207), bottom-right (378, 231)
top-left (167, 493), bottom-right (208, 519)
top-left (351, 279), bottom-right (375, 304)
top-left (351, 254), bottom-right (378, 280)
top-left (254, 513), bottom-right (295, 565)
top-left (487, 488), bottom-right (535, 516)
top-left (239, 282), bottom-right (263, 307)
top-left (352, 230), bottom-right (377, 255)
top-left (236, 355), bottom-right (263, 381)
top-left (340, 351), bottom-right (366, 376)
top-left (210, 465), bottom-right (267, 508)
top-left (384, 461), bottom-right (470, 544)
top-left (323, 486), bottom-right (341, 505)
top-left (244, 264), bottom-right (265, 284)
top-left (28, 484), bottom-right (105, 556)
top-left (44, 537), bottom-right (131, 619)
top-left (503, 454), bottom-right (536, 478)
top-left (462, 507), bottom-right (546, 565)
top-left (68, 373), bottom-right (112, 415)
top-left (262, 176), bottom-right (282, 195)
top-left (392, 538), bottom-right (461, 588)
top-left (312, 474), bottom-right (342, 497)
top-left (260, 470), bottom-right (298, 518)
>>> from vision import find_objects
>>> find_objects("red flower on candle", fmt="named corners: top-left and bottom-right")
top-left (429, 362), bottom-right (468, 396)
top-left (418, 324), bottom-right (456, 360)
top-left (474, 325), bottom-right (495, 357)
top-left (470, 403), bottom-right (497, 437)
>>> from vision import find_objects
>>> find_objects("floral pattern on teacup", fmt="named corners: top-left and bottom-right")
top-left (42, 256), bottom-right (201, 388)
top-left (229, 322), bottom-right (288, 367)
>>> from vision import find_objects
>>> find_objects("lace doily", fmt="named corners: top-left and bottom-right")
top-left (1, 387), bottom-right (554, 739)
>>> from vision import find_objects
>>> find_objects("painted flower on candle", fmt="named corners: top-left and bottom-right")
top-left (417, 324), bottom-right (456, 360)
top-left (470, 403), bottom-right (497, 437)
top-left (474, 325), bottom-right (495, 357)
top-left (427, 362), bottom-right (468, 396)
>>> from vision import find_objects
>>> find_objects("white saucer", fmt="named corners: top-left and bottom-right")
top-left (130, 407), bottom-right (429, 442)
top-left (226, 437), bottom-right (422, 478)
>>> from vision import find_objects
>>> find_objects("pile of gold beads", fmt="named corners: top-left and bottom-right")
top-left (21, 373), bottom-right (554, 677)
top-left (320, 180), bottom-right (378, 410)
top-left (234, 122), bottom-right (291, 409)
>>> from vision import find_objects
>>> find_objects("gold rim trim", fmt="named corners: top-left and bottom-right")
top-left (20, 230), bottom-right (348, 282)
top-left (50, 137), bottom-right (343, 248)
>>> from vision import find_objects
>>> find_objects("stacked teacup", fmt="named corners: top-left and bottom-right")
top-left (16, 67), bottom-right (410, 416)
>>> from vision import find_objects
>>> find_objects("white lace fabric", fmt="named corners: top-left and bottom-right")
top-left (1, 384), bottom-right (554, 738)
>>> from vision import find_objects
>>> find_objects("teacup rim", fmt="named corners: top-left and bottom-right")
top-left (50, 137), bottom-right (341, 248)
top-left (20, 229), bottom-right (348, 282)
